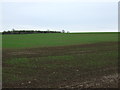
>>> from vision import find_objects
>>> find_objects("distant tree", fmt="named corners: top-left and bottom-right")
top-left (12, 28), bottom-right (15, 31)
top-left (47, 29), bottom-right (50, 33)
top-left (62, 30), bottom-right (65, 33)
top-left (47, 29), bottom-right (50, 31)
top-left (67, 31), bottom-right (70, 33)
top-left (2, 29), bottom-right (62, 35)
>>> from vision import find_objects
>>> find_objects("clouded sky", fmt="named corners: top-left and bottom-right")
top-left (0, 0), bottom-right (118, 32)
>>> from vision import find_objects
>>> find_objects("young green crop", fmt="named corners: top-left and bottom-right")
top-left (2, 33), bottom-right (118, 48)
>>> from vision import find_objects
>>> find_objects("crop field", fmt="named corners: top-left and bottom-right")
top-left (2, 32), bottom-right (119, 88)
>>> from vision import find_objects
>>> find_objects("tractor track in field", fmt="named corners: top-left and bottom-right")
top-left (2, 42), bottom-right (118, 60)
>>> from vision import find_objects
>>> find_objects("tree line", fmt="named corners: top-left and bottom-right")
top-left (2, 29), bottom-right (65, 35)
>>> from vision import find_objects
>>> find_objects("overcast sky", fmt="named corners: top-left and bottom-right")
top-left (0, 0), bottom-right (118, 32)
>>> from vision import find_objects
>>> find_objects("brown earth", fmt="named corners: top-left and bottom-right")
top-left (2, 42), bottom-right (119, 88)
top-left (2, 42), bottom-right (118, 59)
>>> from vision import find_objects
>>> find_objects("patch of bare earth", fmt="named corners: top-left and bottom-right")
top-left (60, 73), bottom-right (119, 88)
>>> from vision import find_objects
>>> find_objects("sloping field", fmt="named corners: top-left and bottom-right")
top-left (2, 33), bottom-right (118, 48)
top-left (2, 33), bottom-right (119, 88)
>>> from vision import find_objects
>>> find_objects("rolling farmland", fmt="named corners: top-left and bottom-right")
top-left (2, 32), bottom-right (119, 88)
